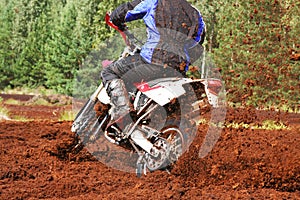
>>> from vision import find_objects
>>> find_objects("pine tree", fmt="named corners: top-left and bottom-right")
top-left (213, 0), bottom-right (299, 109)
top-left (0, 0), bottom-right (16, 89)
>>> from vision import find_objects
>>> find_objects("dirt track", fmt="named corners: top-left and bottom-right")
top-left (0, 95), bottom-right (299, 199)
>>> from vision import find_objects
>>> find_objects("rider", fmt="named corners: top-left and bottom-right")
top-left (101, 0), bottom-right (206, 129)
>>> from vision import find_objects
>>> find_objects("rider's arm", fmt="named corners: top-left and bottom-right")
top-left (124, 0), bottom-right (150, 22)
top-left (111, 0), bottom-right (143, 28)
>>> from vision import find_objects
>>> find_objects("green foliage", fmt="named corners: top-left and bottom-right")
top-left (0, 0), bottom-right (298, 111)
top-left (0, 0), bottom-right (17, 88)
top-left (73, 35), bottom-right (126, 98)
top-left (0, 0), bottom-right (105, 95)
top-left (93, 0), bottom-right (128, 43)
top-left (205, 0), bottom-right (299, 110)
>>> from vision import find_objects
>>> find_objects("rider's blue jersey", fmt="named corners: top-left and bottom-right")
top-left (125, 0), bottom-right (205, 67)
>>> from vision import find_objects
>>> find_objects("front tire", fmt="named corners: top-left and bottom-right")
top-left (144, 126), bottom-right (184, 172)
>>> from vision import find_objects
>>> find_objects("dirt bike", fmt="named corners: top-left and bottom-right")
top-left (71, 13), bottom-right (222, 177)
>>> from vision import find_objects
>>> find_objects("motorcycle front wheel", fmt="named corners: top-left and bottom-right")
top-left (144, 126), bottom-right (184, 172)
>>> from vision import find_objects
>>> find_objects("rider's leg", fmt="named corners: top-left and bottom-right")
top-left (100, 54), bottom-right (184, 129)
top-left (105, 78), bottom-right (133, 127)
top-left (100, 54), bottom-right (145, 130)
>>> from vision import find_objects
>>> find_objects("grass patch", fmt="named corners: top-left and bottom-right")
top-left (4, 98), bottom-right (22, 105)
top-left (0, 98), bottom-right (10, 120)
top-left (0, 106), bottom-right (10, 119)
top-left (29, 97), bottom-right (52, 106)
top-left (59, 110), bottom-right (77, 121)
top-left (225, 120), bottom-right (289, 130)
top-left (256, 120), bottom-right (289, 130)
top-left (11, 115), bottom-right (30, 121)
top-left (196, 118), bottom-right (208, 125)
top-left (228, 101), bottom-right (300, 114)
top-left (2, 86), bottom-right (57, 96)
top-left (195, 116), bottom-right (289, 130)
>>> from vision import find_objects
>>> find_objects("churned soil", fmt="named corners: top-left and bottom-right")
top-left (0, 94), bottom-right (299, 199)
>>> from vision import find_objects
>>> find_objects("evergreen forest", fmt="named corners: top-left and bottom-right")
top-left (0, 0), bottom-right (299, 110)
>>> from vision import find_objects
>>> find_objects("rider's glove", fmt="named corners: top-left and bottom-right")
top-left (110, 6), bottom-right (127, 31)
top-left (116, 23), bottom-right (127, 32)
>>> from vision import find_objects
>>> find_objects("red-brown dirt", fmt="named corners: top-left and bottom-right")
top-left (0, 94), bottom-right (299, 199)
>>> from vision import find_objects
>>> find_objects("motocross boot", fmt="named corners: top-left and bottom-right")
top-left (105, 79), bottom-right (136, 131)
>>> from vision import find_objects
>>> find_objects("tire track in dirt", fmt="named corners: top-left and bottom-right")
top-left (0, 97), bottom-right (299, 199)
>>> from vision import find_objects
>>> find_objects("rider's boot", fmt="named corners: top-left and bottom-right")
top-left (105, 79), bottom-right (135, 131)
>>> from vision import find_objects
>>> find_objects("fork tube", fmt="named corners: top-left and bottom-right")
top-left (126, 104), bottom-right (159, 138)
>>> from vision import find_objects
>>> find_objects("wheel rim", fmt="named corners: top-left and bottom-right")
top-left (163, 127), bottom-right (184, 163)
top-left (145, 127), bottom-right (184, 171)
top-left (145, 138), bottom-right (170, 171)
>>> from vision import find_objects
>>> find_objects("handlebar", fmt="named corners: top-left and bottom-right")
top-left (105, 12), bottom-right (143, 58)
top-left (105, 12), bottom-right (129, 46)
